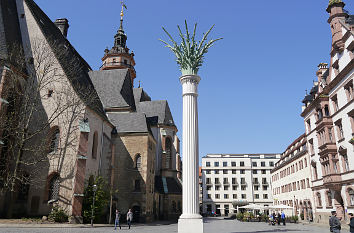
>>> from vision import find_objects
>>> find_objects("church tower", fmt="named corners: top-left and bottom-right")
top-left (326, 0), bottom-right (348, 54)
top-left (101, 3), bottom-right (136, 86)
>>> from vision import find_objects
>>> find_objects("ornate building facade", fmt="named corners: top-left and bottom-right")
top-left (300, 0), bottom-right (353, 224)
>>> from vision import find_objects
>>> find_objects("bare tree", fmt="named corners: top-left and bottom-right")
top-left (0, 38), bottom-right (99, 217)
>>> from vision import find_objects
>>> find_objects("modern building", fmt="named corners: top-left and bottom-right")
top-left (271, 134), bottom-right (315, 221)
top-left (300, 0), bottom-right (353, 224)
top-left (201, 154), bottom-right (280, 216)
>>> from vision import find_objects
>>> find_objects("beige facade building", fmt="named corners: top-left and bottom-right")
top-left (271, 134), bottom-right (315, 221)
top-left (202, 154), bottom-right (280, 216)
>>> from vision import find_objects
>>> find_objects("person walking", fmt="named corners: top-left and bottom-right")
top-left (329, 210), bottom-right (341, 233)
top-left (281, 211), bottom-right (286, 226)
top-left (114, 209), bottom-right (121, 230)
top-left (349, 213), bottom-right (354, 233)
top-left (127, 209), bottom-right (133, 229)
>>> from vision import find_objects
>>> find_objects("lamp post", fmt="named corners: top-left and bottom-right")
top-left (91, 184), bottom-right (97, 227)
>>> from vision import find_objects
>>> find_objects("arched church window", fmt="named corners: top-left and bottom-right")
top-left (48, 174), bottom-right (60, 202)
top-left (92, 131), bottom-right (98, 159)
top-left (135, 154), bottom-right (141, 170)
top-left (48, 128), bottom-right (60, 154)
top-left (165, 137), bottom-right (172, 169)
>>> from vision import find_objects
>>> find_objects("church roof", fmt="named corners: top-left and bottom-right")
top-left (133, 87), bottom-right (151, 106)
top-left (89, 69), bottom-right (136, 110)
top-left (24, 0), bottom-right (108, 120)
top-left (0, 0), bottom-right (24, 64)
top-left (107, 112), bottom-right (149, 133)
top-left (137, 100), bottom-right (175, 127)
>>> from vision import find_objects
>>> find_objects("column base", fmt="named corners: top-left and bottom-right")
top-left (178, 216), bottom-right (203, 233)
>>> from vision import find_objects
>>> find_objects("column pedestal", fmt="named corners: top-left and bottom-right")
top-left (178, 217), bottom-right (203, 233)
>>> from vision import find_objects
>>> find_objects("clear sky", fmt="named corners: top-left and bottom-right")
top-left (35, 0), bottom-right (353, 160)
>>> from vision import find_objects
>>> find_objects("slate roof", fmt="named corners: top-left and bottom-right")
top-left (0, 0), bottom-right (24, 64)
top-left (136, 100), bottom-right (175, 126)
top-left (107, 112), bottom-right (149, 133)
top-left (155, 176), bottom-right (182, 195)
top-left (89, 69), bottom-right (135, 110)
top-left (133, 88), bottom-right (151, 106)
top-left (24, 0), bottom-right (107, 120)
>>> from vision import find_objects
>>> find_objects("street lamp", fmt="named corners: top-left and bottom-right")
top-left (91, 184), bottom-right (97, 227)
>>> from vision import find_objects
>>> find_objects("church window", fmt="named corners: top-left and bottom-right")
top-left (135, 154), bottom-right (141, 170)
top-left (92, 131), bottom-right (98, 159)
top-left (48, 128), bottom-right (60, 154)
top-left (134, 179), bottom-right (141, 192)
top-left (164, 137), bottom-right (172, 169)
top-left (48, 174), bottom-right (60, 202)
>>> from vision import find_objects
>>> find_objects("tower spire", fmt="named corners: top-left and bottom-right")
top-left (101, 0), bottom-right (136, 86)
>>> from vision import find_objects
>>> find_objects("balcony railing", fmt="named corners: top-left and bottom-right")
top-left (100, 62), bottom-right (136, 71)
top-left (323, 173), bottom-right (342, 185)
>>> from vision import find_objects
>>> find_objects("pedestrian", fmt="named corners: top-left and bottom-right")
top-left (114, 209), bottom-right (121, 230)
top-left (272, 212), bottom-right (276, 225)
top-left (277, 212), bottom-right (281, 225)
top-left (127, 209), bottom-right (133, 229)
top-left (281, 211), bottom-right (286, 226)
top-left (349, 213), bottom-right (354, 233)
top-left (329, 210), bottom-right (341, 233)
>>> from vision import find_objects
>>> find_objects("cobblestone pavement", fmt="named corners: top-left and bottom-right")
top-left (0, 218), bottom-right (350, 233)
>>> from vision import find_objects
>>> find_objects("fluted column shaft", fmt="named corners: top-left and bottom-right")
top-left (180, 74), bottom-right (201, 219)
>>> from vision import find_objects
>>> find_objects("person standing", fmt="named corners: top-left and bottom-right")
top-left (277, 212), bottom-right (281, 225)
top-left (281, 211), bottom-right (286, 226)
top-left (349, 213), bottom-right (354, 233)
top-left (127, 209), bottom-right (133, 229)
top-left (114, 209), bottom-right (121, 230)
top-left (329, 210), bottom-right (341, 233)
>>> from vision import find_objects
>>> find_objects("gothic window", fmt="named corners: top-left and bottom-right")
top-left (164, 137), bottom-right (172, 169)
top-left (135, 154), bottom-right (141, 170)
top-left (48, 174), bottom-right (60, 202)
top-left (92, 131), bottom-right (98, 159)
top-left (134, 179), bottom-right (141, 192)
top-left (324, 105), bottom-right (330, 117)
top-left (48, 128), bottom-right (60, 154)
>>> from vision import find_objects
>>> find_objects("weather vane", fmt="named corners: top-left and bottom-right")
top-left (120, 0), bottom-right (127, 20)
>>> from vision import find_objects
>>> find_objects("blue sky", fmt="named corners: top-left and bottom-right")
top-left (36, 0), bottom-right (353, 159)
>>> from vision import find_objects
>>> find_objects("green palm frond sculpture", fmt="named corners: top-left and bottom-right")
top-left (160, 20), bottom-right (222, 75)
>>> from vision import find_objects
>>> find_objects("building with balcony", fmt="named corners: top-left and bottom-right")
top-left (201, 154), bottom-right (280, 216)
top-left (300, 0), bottom-right (354, 224)
top-left (271, 134), bottom-right (315, 221)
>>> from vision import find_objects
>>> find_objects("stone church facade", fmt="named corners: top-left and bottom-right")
top-left (0, 0), bottom-right (181, 223)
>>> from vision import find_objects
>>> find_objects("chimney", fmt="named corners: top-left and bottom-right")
top-left (54, 18), bottom-right (69, 38)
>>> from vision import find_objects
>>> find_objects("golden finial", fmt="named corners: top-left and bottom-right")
top-left (120, 0), bottom-right (127, 20)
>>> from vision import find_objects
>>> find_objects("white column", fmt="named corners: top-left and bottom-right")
top-left (178, 74), bottom-right (203, 233)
